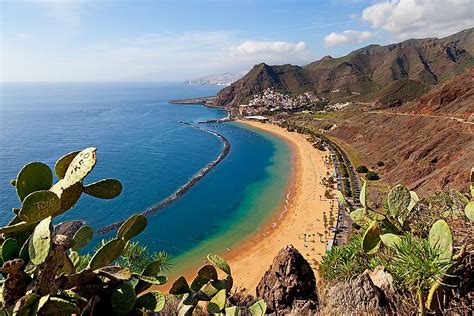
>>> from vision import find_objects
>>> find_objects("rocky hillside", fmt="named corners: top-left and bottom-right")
top-left (278, 68), bottom-right (473, 195)
top-left (216, 28), bottom-right (474, 108)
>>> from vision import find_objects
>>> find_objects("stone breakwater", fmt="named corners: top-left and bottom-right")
top-left (96, 121), bottom-right (231, 235)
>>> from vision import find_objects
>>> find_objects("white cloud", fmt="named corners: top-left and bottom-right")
top-left (324, 30), bottom-right (373, 47)
top-left (2, 31), bottom-right (314, 82)
top-left (235, 41), bottom-right (307, 55)
top-left (362, 0), bottom-right (474, 39)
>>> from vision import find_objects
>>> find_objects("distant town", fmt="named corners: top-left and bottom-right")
top-left (239, 88), bottom-right (350, 116)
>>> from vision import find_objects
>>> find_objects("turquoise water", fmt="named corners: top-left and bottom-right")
top-left (0, 83), bottom-right (290, 270)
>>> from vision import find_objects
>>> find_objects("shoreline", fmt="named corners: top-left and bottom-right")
top-left (161, 119), bottom-right (336, 294)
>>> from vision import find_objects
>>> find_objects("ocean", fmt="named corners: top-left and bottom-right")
top-left (0, 82), bottom-right (291, 272)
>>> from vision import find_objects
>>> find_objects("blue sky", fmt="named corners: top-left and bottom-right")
top-left (1, 0), bottom-right (473, 82)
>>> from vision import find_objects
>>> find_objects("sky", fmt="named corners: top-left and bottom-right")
top-left (1, 0), bottom-right (473, 82)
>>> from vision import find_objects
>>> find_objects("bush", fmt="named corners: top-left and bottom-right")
top-left (377, 161), bottom-right (385, 167)
top-left (356, 165), bottom-right (369, 173)
top-left (366, 171), bottom-right (380, 180)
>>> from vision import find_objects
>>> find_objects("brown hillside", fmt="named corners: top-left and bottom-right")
top-left (277, 68), bottom-right (473, 194)
top-left (217, 28), bottom-right (474, 108)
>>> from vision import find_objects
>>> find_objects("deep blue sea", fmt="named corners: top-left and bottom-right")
top-left (0, 82), bottom-right (290, 272)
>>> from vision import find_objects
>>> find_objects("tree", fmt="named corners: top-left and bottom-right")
top-left (366, 171), bottom-right (380, 180)
top-left (356, 165), bottom-right (369, 173)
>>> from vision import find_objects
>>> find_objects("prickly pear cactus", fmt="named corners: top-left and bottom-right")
top-left (71, 225), bottom-right (93, 251)
top-left (28, 216), bottom-right (52, 265)
top-left (54, 150), bottom-right (80, 180)
top-left (207, 253), bottom-right (231, 274)
top-left (135, 291), bottom-right (165, 313)
top-left (380, 233), bottom-right (402, 249)
top-left (428, 220), bottom-right (453, 260)
top-left (117, 214), bottom-right (147, 241)
top-left (15, 162), bottom-right (53, 202)
top-left (207, 289), bottom-right (226, 314)
top-left (63, 147), bottom-right (97, 186)
top-left (88, 238), bottom-right (126, 270)
top-left (362, 221), bottom-right (382, 254)
top-left (111, 281), bottom-right (136, 315)
top-left (18, 191), bottom-right (60, 223)
top-left (387, 185), bottom-right (411, 219)
top-left (83, 179), bottom-right (122, 199)
top-left (248, 299), bottom-right (267, 316)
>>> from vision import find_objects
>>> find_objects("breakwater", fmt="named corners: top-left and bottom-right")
top-left (96, 121), bottom-right (231, 235)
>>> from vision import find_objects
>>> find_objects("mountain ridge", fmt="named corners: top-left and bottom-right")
top-left (216, 28), bottom-right (474, 109)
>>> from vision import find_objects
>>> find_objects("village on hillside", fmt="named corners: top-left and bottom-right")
top-left (238, 88), bottom-right (350, 117)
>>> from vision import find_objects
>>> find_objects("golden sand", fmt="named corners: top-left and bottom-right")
top-left (224, 120), bottom-right (336, 294)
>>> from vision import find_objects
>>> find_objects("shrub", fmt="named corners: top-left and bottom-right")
top-left (366, 171), bottom-right (380, 180)
top-left (377, 161), bottom-right (385, 167)
top-left (356, 165), bottom-right (369, 173)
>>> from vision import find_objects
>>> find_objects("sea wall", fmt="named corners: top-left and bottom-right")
top-left (97, 121), bottom-right (230, 235)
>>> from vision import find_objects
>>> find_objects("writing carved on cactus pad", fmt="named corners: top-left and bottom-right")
top-left (34, 198), bottom-right (60, 211)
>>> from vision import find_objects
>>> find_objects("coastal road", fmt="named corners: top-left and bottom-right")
top-left (368, 110), bottom-right (474, 125)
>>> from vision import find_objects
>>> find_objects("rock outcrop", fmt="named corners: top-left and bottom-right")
top-left (324, 272), bottom-right (394, 315)
top-left (256, 245), bottom-right (318, 315)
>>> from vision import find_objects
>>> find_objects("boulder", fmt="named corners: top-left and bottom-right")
top-left (326, 272), bottom-right (393, 315)
top-left (256, 245), bottom-right (318, 314)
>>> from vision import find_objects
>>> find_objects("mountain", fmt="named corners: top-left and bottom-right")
top-left (278, 68), bottom-right (473, 195)
top-left (185, 72), bottom-right (244, 86)
top-left (216, 28), bottom-right (474, 108)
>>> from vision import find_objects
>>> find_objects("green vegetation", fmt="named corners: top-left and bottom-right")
top-left (356, 165), bottom-right (368, 173)
top-left (169, 253), bottom-right (266, 315)
top-left (321, 180), bottom-right (473, 314)
top-left (366, 170), bottom-right (380, 180)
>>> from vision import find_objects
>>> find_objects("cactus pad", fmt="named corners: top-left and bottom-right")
top-left (387, 185), bottom-right (411, 218)
top-left (0, 220), bottom-right (35, 234)
top-left (111, 281), bottom-right (136, 316)
top-left (54, 150), bottom-right (80, 180)
top-left (71, 225), bottom-right (93, 251)
top-left (63, 147), bottom-right (97, 186)
top-left (28, 216), bottom-right (52, 265)
top-left (134, 260), bottom-right (167, 294)
top-left (117, 214), bottom-right (147, 241)
top-left (40, 297), bottom-right (80, 314)
top-left (407, 191), bottom-right (419, 212)
top-left (1, 239), bottom-right (20, 262)
top-left (15, 162), bottom-right (53, 202)
top-left (362, 221), bottom-right (382, 254)
top-left (50, 181), bottom-right (83, 215)
top-left (248, 299), bottom-right (267, 316)
top-left (350, 208), bottom-right (366, 226)
top-left (135, 291), bottom-right (165, 313)
top-left (464, 201), bottom-right (474, 222)
top-left (380, 233), bottom-right (402, 249)
top-left (207, 289), bottom-right (226, 314)
top-left (135, 274), bottom-right (167, 285)
top-left (190, 265), bottom-right (218, 291)
top-left (83, 179), bottom-right (122, 199)
top-left (225, 306), bottom-right (240, 316)
top-left (199, 281), bottom-right (219, 299)
top-left (207, 253), bottom-right (231, 274)
top-left (359, 179), bottom-right (367, 208)
top-left (429, 220), bottom-right (453, 260)
top-left (169, 276), bottom-right (191, 295)
top-left (88, 238), bottom-right (126, 270)
top-left (19, 190), bottom-right (61, 223)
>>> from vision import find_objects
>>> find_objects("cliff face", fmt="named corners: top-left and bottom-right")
top-left (216, 28), bottom-right (474, 108)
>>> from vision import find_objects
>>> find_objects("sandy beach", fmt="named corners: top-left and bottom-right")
top-left (159, 119), bottom-right (337, 294)
top-left (224, 119), bottom-right (336, 294)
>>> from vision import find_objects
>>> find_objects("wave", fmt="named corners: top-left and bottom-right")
top-left (96, 121), bottom-right (231, 235)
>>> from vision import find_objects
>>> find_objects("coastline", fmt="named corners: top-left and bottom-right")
top-left (225, 120), bottom-right (335, 293)
top-left (160, 119), bottom-right (336, 294)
